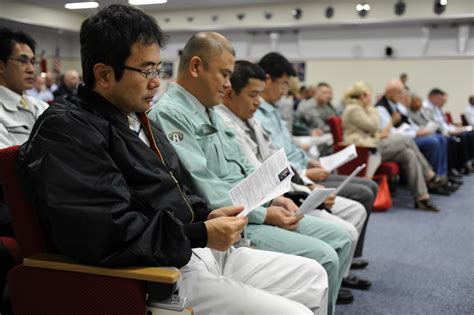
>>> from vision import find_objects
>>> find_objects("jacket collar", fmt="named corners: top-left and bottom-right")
top-left (166, 83), bottom-right (220, 126)
top-left (76, 84), bottom-right (128, 125)
top-left (258, 97), bottom-right (276, 114)
top-left (215, 104), bottom-right (249, 131)
top-left (0, 85), bottom-right (23, 112)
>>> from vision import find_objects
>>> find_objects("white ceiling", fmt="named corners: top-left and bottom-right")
top-left (19, 0), bottom-right (322, 12)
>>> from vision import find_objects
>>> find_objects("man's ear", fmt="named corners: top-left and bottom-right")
top-left (189, 56), bottom-right (202, 79)
top-left (93, 63), bottom-right (113, 89)
top-left (264, 74), bottom-right (272, 85)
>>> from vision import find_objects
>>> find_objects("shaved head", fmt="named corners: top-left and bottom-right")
top-left (385, 79), bottom-right (404, 103)
top-left (63, 69), bottom-right (80, 90)
top-left (178, 32), bottom-right (235, 73)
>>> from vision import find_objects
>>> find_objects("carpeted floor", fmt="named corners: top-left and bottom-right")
top-left (337, 174), bottom-right (474, 315)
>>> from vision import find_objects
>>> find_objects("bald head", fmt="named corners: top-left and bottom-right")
top-left (385, 79), bottom-right (404, 103)
top-left (176, 32), bottom-right (236, 108)
top-left (63, 69), bottom-right (80, 90)
top-left (178, 32), bottom-right (235, 74)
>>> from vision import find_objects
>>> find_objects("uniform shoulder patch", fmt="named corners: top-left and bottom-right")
top-left (167, 130), bottom-right (184, 143)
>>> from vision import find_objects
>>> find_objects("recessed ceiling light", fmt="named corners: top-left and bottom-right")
top-left (65, 2), bottom-right (99, 9)
top-left (128, 0), bottom-right (168, 5)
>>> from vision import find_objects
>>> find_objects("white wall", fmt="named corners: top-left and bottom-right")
top-left (159, 26), bottom-right (474, 118)
top-left (1, 0), bottom-right (472, 116)
top-left (305, 58), bottom-right (474, 119)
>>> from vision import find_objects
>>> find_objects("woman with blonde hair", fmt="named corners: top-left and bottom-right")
top-left (342, 81), bottom-right (441, 211)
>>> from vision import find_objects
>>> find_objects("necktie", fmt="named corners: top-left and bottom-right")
top-left (19, 97), bottom-right (30, 110)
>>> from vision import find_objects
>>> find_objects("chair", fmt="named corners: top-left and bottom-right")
top-left (461, 114), bottom-right (469, 127)
top-left (445, 112), bottom-right (453, 124)
top-left (0, 145), bottom-right (190, 315)
top-left (327, 116), bottom-right (400, 186)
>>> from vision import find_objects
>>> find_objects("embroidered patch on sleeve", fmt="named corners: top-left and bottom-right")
top-left (167, 130), bottom-right (184, 143)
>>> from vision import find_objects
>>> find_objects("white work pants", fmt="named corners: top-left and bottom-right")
top-left (180, 247), bottom-right (329, 315)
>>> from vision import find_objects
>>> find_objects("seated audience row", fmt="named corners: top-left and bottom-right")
top-left (0, 5), bottom-right (472, 314)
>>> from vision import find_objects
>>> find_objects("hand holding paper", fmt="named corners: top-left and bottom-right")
top-left (229, 148), bottom-right (294, 217)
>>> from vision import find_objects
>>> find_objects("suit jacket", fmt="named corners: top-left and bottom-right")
top-left (375, 95), bottom-right (409, 128)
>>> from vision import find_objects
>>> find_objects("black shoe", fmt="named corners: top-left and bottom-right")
top-left (351, 258), bottom-right (369, 270)
top-left (341, 275), bottom-right (372, 290)
top-left (426, 175), bottom-right (444, 189)
top-left (448, 176), bottom-right (463, 185)
top-left (443, 181), bottom-right (459, 192)
top-left (336, 289), bottom-right (354, 304)
top-left (414, 199), bottom-right (440, 212)
top-left (429, 186), bottom-right (451, 196)
top-left (450, 169), bottom-right (462, 178)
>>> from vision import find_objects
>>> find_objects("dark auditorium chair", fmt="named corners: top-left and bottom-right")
top-left (0, 236), bottom-right (20, 313)
top-left (327, 116), bottom-right (400, 188)
top-left (0, 146), bottom-right (190, 315)
top-left (445, 112), bottom-right (453, 124)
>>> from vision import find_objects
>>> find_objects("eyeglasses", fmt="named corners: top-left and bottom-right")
top-left (8, 56), bottom-right (39, 67)
top-left (123, 65), bottom-right (165, 80)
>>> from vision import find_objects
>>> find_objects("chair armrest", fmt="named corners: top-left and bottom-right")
top-left (23, 253), bottom-right (180, 284)
top-left (333, 143), bottom-right (370, 176)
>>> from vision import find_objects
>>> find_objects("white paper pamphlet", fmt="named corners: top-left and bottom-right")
top-left (230, 148), bottom-right (294, 217)
top-left (334, 164), bottom-right (366, 195)
top-left (297, 188), bottom-right (336, 215)
top-left (319, 144), bottom-right (358, 172)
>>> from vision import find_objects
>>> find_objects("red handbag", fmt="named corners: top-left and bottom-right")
top-left (372, 175), bottom-right (392, 211)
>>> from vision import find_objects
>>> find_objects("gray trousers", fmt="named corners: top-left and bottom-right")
top-left (378, 134), bottom-right (432, 198)
top-left (321, 175), bottom-right (377, 258)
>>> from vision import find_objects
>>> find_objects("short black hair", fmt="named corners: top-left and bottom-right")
top-left (428, 88), bottom-right (445, 97)
top-left (257, 52), bottom-right (296, 80)
top-left (80, 4), bottom-right (167, 87)
top-left (0, 28), bottom-right (36, 63)
top-left (230, 60), bottom-right (266, 95)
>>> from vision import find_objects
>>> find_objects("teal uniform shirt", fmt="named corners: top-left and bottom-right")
top-left (148, 83), bottom-right (267, 224)
top-left (149, 84), bottom-right (352, 315)
top-left (254, 99), bottom-right (309, 171)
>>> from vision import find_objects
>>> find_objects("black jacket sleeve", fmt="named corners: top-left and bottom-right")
top-left (18, 113), bottom-right (192, 268)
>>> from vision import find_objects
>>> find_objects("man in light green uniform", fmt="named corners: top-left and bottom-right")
top-left (148, 32), bottom-right (353, 313)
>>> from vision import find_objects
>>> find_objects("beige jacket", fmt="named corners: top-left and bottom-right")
top-left (341, 99), bottom-right (380, 148)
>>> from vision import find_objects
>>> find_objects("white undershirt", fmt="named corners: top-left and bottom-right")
top-left (127, 113), bottom-right (150, 146)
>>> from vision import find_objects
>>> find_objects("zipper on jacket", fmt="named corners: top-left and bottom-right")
top-left (141, 115), bottom-right (195, 223)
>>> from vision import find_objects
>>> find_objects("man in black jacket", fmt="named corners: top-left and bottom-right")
top-left (17, 4), bottom-right (328, 315)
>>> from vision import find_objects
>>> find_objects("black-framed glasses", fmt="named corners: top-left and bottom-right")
top-left (8, 56), bottom-right (39, 67)
top-left (123, 65), bottom-right (164, 80)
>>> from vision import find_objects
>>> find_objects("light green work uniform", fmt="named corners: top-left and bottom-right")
top-left (148, 83), bottom-right (352, 314)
